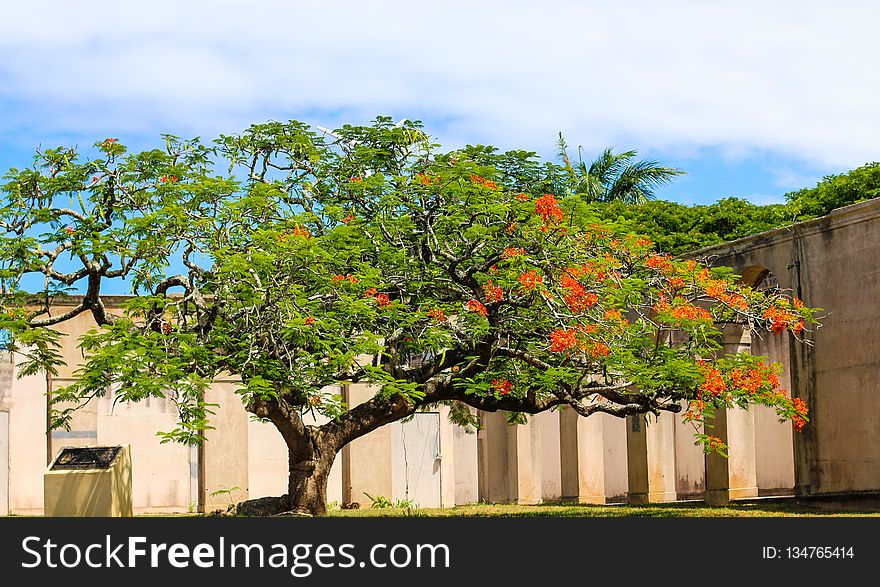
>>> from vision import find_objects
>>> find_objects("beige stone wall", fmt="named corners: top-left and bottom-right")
top-left (693, 198), bottom-right (880, 498)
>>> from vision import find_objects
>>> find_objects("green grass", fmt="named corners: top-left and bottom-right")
top-left (327, 501), bottom-right (880, 518)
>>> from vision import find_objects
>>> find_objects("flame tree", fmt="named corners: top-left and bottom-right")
top-left (0, 118), bottom-right (816, 515)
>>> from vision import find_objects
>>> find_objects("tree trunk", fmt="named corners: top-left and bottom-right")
top-left (286, 439), bottom-right (336, 516)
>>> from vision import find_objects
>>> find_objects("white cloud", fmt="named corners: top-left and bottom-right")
top-left (1, 0), bottom-right (879, 168)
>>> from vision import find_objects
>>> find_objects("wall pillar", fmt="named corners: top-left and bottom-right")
top-left (704, 326), bottom-right (758, 505)
top-left (478, 411), bottom-right (542, 504)
top-left (536, 410), bottom-right (562, 501)
top-left (560, 409), bottom-right (628, 504)
top-left (341, 383), bottom-right (392, 507)
top-left (627, 413), bottom-right (677, 504)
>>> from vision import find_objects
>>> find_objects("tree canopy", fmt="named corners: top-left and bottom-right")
top-left (0, 118), bottom-right (816, 514)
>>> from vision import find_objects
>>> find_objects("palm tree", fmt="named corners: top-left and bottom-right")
top-left (557, 133), bottom-right (684, 204)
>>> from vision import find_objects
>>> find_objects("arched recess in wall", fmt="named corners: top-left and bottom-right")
top-left (738, 264), bottom-right (798, 496)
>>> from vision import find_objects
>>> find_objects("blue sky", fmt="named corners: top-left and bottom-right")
top-left (1, 0), bottom-right (878, 205)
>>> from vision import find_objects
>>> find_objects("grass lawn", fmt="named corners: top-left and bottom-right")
top-left (326, 500), bottom-right (880, 518)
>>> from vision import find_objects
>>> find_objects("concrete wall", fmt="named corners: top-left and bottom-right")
top-left (692, 198), bottom-right (880, 498)
top-left (3, 352), bottom-right (51, 514)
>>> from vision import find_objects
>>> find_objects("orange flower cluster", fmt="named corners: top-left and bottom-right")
top-left (343, 214), bottom-right (355, 224)
top-left (428, 308), bottom-right (446, 322)
top-left (159, 175), bottom-right (179, 183)
top-left (491, 379), bottom-right (512, 395)
top-left (656, 297), bottom-right (712, 323)
top-left (684, 399), bottom-right (707, 422)
top-left (470, 175), bottom-right (497, 190)
top-left (350, 176), bottom-right (362, 182)
top-left (791, 397), bottom-right (808, 431)
top-left (645, 255), bottom-right (674, 274)
top-left (518, 270), bottom-right (543, 291)
top-left (550, 328), bottom-right (577, 353)
top-left (763, 305), bottom-right (804, 334)
top-left (304, 316), bottom-right (316, 326)
top-left (534, 193), bottom-right (564, 225)
top-left (700, 366), bottom-right (727, 397)
top-left (332, 274), bottom-right (358, 284)
top-left (505, 222), bottom-right (518, 234)
top-left (363, 287), bottom-right (390, 306)
top-left (560, 267), bottom-right (598, 313)
top-left (292, 226), bottom-right (311, 238)
top-left (515, 193), bottom-right (530, 202)
top-left (482, 280), bottom-right (503, 303)
top-left (587, 342), bottom-right (610, 358)
top-left (728, 367), bottom-right (777, 396)
top-left (703, 278), bottom-right (749, 311)
top-left (667, 277), bottom-right (685, 290)
top-left (161, 321), bottom-right (173, 335)
top-left (503, 247), bottom-right (526, 258)
top-left (604, 308), bottom-right (624, 323)
top-left (670, 304), bottom-right (712, 321)
top-left (706, 436), bottom-right (724, 451)
top-left (467, 299), bottom-right (488, 317)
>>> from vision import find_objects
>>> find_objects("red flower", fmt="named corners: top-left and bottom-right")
top-left (470, 175), bottom-right (497, 190)
top-left (161, 322), bottom-right (173, 335)
top-left (491, 379), bottom-right (512, 395)
top-left (482, 280), bottom-right (503, 303)
top-left (518, 270), bottom-right (543, 291)
top-left (428, 308), bottom-right (446, 322)
top-left (350, 176), bottom-right (362, 182)
top-left (65, 226), bottom-right (75, 235)
top-left (375, 293), bottom-right (391, 307)
top-left (364, 287), bottom-right (378, 297)
top-left (292, 226), bottom-right (311, 238)
top-left (503, 247), bottom-right (526, 258)
top-left (763, 305), bottom-right (795, 334)
top-left (304, 316), bottom-right (315, 326)
top-left (534, 193), bottom-right (564, 225)
top-left (515, 193), bottom-right (530, 202)
top-left (549, 329), bottom-right (577, 353)
top-left (467, 299), bottom-right (488, 317)
top-left (343, 214), bottom-right (355, 224)
top-left (587, 342), bottom-right (610, 358)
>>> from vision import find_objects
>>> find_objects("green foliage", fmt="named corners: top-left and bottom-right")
top-left (589, 163), bottom-right (880, 256)
top-left (593, 198), bottom-right (795, 255)
top-left (785, 162), bottom-right (880, 218)
top-left (0, 117), bottom-right (818, 457)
